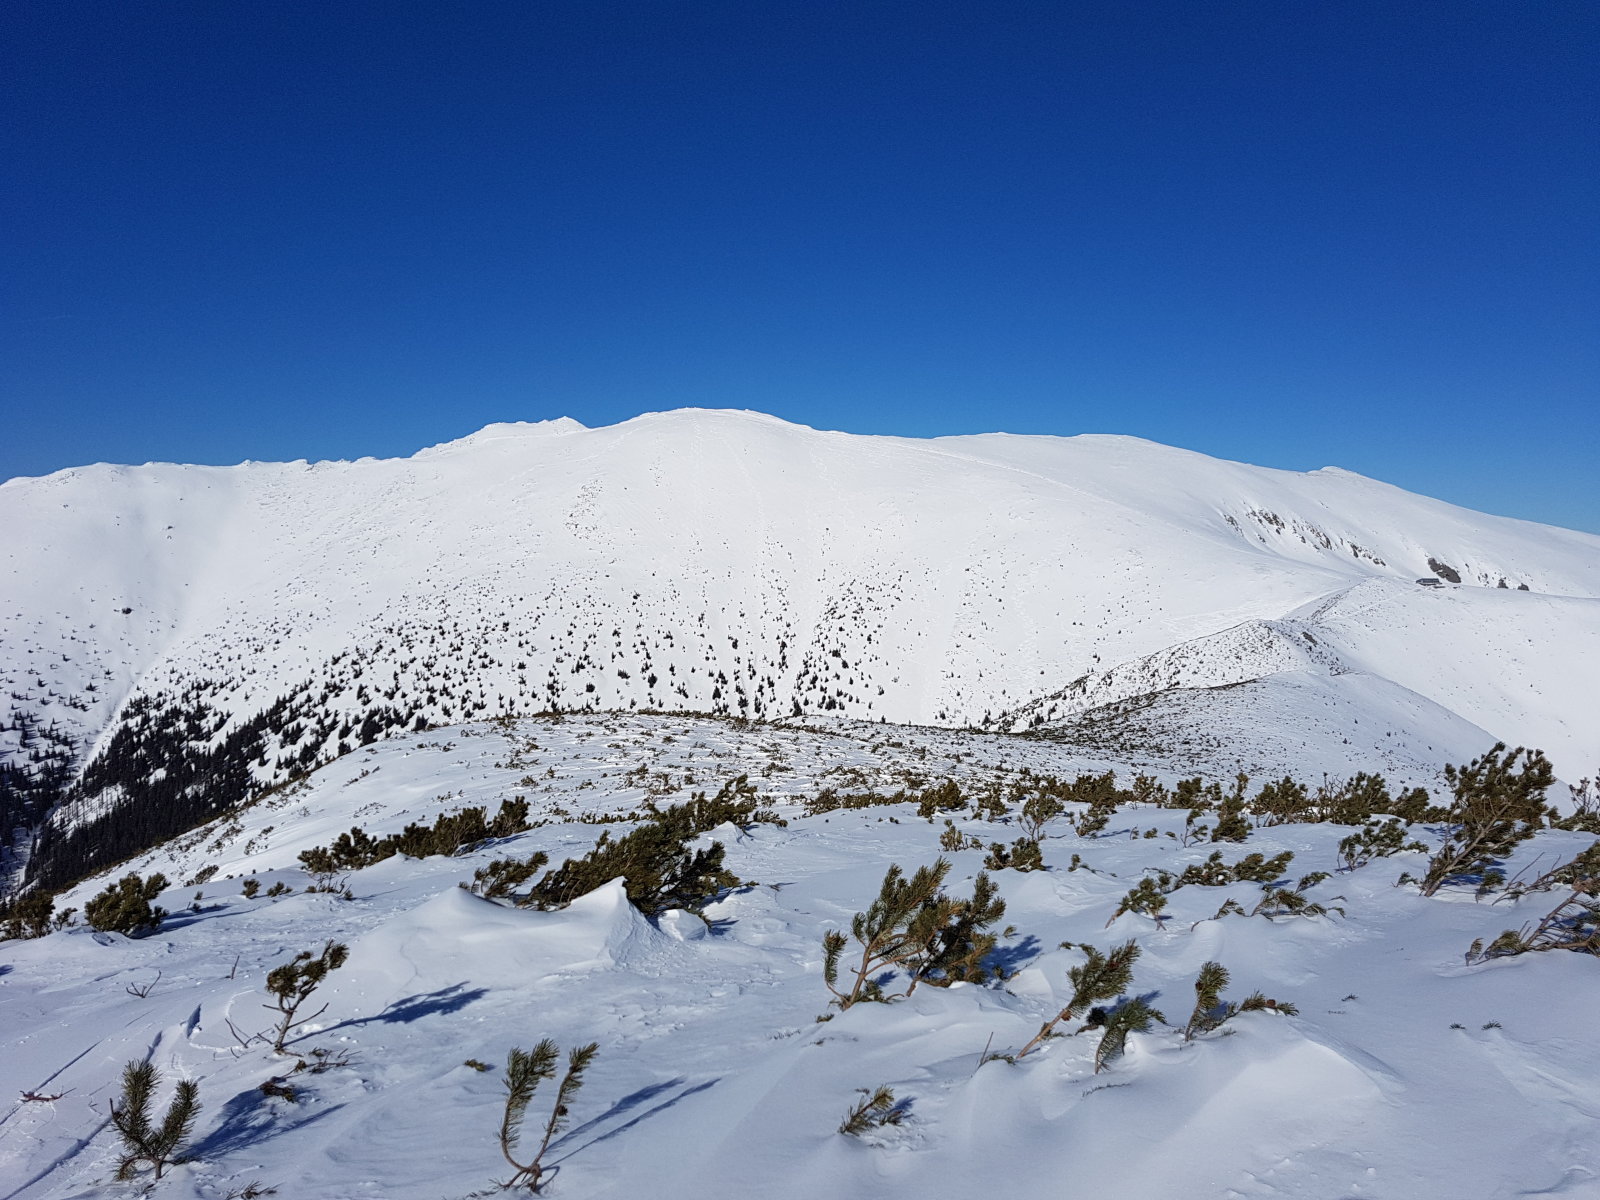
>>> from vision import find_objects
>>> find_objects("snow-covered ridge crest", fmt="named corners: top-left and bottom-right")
top-left (2, 408), bottom-right (1597, 889)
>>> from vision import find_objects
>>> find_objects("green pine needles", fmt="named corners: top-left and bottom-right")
top-left (983, 837), bottom-right (1045, 872)
top-left (1183, 960), bottom-right (1298, 1041)
top-left (822, 858), bottom-right (1007, 1009)
top-left (1338, 820), bottom-right (1428, 872)
top-left (524, 780), bottom-right (779, 916)
top-left (1419, 743), bottom-right (1554, 897)
top-left (468, 852), bottom-right (551, 902)
top-left (837, 1085), bottom-right (904, 1137)
top-left (109, 1061), bottom-right (200, 1180)
top-left (498, 1040), bottom-right (598, 1193)
top-left (265, 940), bottom-right (349, 1053)
top-left (1015, 939), bottom-right (1141, 1059)
top-left (85, 873), bottom-right (168, 936)
top-left (1092, 997), bottom-right (1165, 1073)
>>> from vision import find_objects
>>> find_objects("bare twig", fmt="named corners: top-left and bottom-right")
top-left (225, 1017), bottom-right (268, 1057)
top-left (974, 1032), bottom-right (994, 1076)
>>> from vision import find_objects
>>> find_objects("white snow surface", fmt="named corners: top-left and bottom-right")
top-left (3, 408), bottom-right (1598, 804)
top-left (4, 713), bottom-right (1600, 1199)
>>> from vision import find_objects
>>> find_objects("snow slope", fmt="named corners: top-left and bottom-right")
top-left (3, 713), bottom-right (1598, 1200)
top-left (3, 409), bottom-right (1597, 886)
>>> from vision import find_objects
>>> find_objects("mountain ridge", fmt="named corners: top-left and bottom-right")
top-left (4, 408), bottom-right (1596, 891)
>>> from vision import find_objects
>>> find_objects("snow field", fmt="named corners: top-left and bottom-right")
top-left (4, 716), bottom-right (1599, 1198)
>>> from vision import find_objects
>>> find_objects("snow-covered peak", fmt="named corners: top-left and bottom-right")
top-left (412, 416), bottom-right (589, 457)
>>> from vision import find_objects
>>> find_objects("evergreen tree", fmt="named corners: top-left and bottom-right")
top-left (498, 1040), bottom-right (598, 1193)
top-left (266, 941), bottom-right (349, 1053)
top-left (1420, 744), bottom-right (1554, 896)
top-left (84, 873), bottom-right (168, 936)
top-left (822, 859), bottom-right (1007, 1009)
top-left (1210, 774), bottom-right (1251, 842)
top-left (109, 1061), bottom-right (200, 1180)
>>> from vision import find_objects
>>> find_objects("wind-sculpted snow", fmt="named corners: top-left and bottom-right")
top-left (3, 410), bottom-right (1597, 891)
top-left (4, 714), bottom-right (1600, 1198)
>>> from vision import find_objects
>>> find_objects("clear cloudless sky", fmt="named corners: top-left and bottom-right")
top-left (4, 1), bottom-right (1597, 531)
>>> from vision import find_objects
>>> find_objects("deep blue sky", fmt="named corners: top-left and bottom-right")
top-left (5, 2), bottom-right (1597, 531)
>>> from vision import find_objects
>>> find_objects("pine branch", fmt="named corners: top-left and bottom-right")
top-left (1016, 939), bottom-right (1140, 1059)
top-left (1184, 960), bottom-right (1231, 1041)
top-left (838, 1085), bottom-right (902, 1136)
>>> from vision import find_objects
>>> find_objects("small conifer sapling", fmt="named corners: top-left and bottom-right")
top-left (498, 1039), bottom-right (598, 1193)
top-left (265, 941), bottom-right (348, 1053)
top-left (109, 1060), bottom-right (200, 1180)
top-left (822, 859), bottom-right (1007, 1009)
top-left (1184, 960), bottom-right (1298, 1039)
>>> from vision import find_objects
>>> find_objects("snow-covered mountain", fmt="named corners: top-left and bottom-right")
top-left (5, 409), bottom-right (1600, 1199)
top-left (4, 409), bottom-right (1597, 888)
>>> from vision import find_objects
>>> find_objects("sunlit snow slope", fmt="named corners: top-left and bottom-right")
top-left (3, 409), bottom-right (1597, 883)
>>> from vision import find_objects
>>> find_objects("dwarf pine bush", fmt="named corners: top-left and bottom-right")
top-left (1210, 775), bottom-right (1252, 842)
top-left (1, 889), bottom-right (57, 940)
top-left (1553, 775), bottom-right (1600, 834)
top-left (1183, 961), bottom-right (1298, 1040)
top-left (1016, 793), bottom-right (1065, 840)
top-left (1249, 776), bottom-right (1312, 826)
top-left (525, 780), bottom-right (782, 916)
top-left (1174, 849), bottom-right (1295, 887)
top-left (822, 858), bottom-right (1007, 1009)
top-left (1015, 939), bottom-right (1140, 1059)
top-left (915, 779), bottom-right (965, 820)
top-left (1337, 820), bottom-right (1427, 871)
top-left (1109, 850), bottom-right (1296, 926)
top-left (1249, 872), bottom-right (1340, 920)
top-left (498, 1040), bottom-right (598, 1193)
top-left (266, 941), bottom-right (348, 1053)
top-left (1419, 744), bottom-right (1554, 897)
top-left (939, 819), bottom-right (982, 852)
top-left (109, 1061), bottom-right (199, 1180)
top-left (983, 837), bottom-right (1044, 872)
top-left (525, 819), bottom-right (734, 916)
top-left (85, 873), bottom-right (168, 936)
top-left (1466, 841), bottom-right (1600, 962)
top-left (1107, 877), bottom-right (1169, 926)
top-left (468, 852), bottom-right (550, 902)
top-left (298, 798), bottom-right (534, 879)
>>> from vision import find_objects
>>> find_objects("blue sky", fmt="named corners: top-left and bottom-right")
top-left (5, 2), bottom-right (1597, 531)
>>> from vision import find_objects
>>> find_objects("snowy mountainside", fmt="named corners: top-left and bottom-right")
top-left (3, 409), bottom-right (1598, 889)
top-left (4, 713), bottom-right (1600, 1199)
top-left (29, 713), bottom-right (1456, 902)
